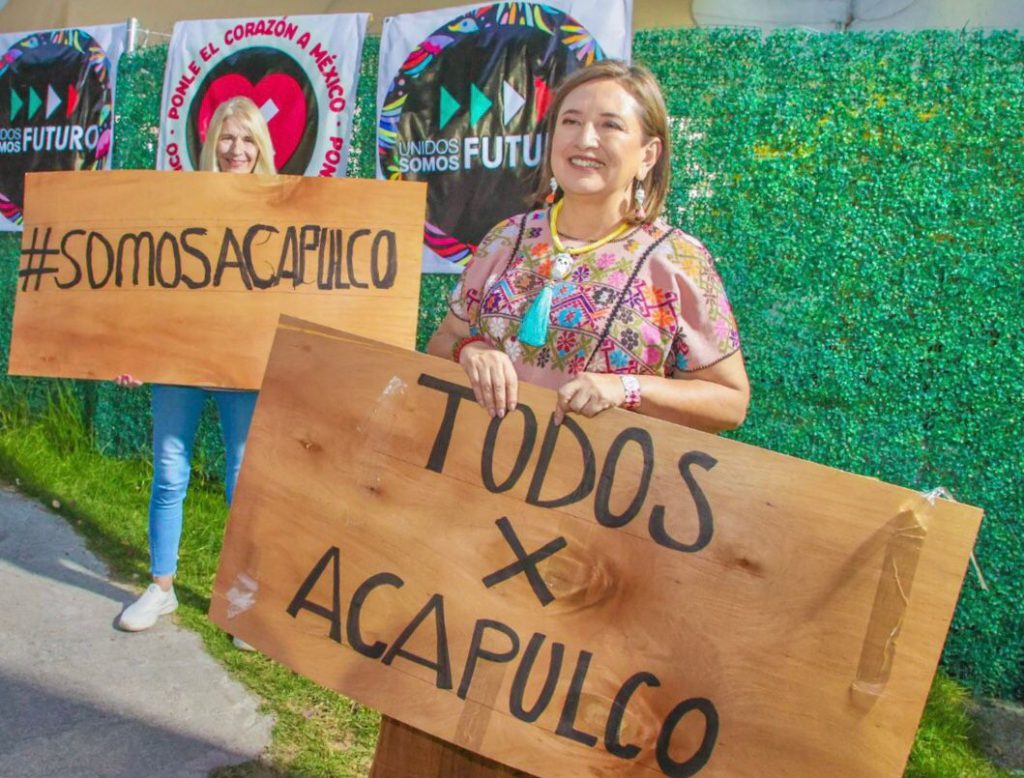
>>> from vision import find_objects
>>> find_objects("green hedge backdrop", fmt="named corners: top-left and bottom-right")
top-left (0, 30), bottom-right (1020, 701)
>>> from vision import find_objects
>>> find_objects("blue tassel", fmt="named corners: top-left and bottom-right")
top-left (519, 285), bottom-right (553, 347)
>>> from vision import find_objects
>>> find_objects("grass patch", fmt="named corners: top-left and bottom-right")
top-left (0, 383), bottom-right (1010, 777)
top-left (907, 674), bottom-right (1012, 778)
top-left (0, 383), bottom-right (378, 777)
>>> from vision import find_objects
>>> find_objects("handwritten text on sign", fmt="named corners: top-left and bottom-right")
top-left (8, 171), bottom-right (425, 388)
top-left (288, 374), bottom-right (719, 775)
top-left (18, 221), bottom-right (398, 292)
top-left (211, 320), bottom-right (982, 777)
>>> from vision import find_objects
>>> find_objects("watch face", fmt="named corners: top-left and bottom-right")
top-left (378, 3), bottom-right (604, 266)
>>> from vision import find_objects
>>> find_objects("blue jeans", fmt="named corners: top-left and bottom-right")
top-left (148, 385), bottom-right (258, 577)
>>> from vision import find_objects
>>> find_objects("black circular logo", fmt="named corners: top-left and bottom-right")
top-left (378, 4), bottom-right (605, 265)
top-left (0, 30), bottom-right (114, 226)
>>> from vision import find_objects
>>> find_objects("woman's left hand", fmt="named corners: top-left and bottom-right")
top-left (554, 373), bottom-right (625, 425)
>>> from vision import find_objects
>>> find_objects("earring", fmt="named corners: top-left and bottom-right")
top-left (633, 178), bottom-right (647, 220)
top-left (545, 176), bottom-right (558, 205)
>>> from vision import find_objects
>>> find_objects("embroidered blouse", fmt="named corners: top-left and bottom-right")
top-left (450, 209), bottom-right (741, 391)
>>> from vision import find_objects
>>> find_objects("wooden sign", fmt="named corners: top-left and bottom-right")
top-left (8, 170), bottom-right (425, 388)
top-left (211, 316), bottom-right (983, 777)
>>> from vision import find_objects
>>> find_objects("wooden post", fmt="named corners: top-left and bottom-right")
top-left (371, 718), bottom-right (531, 777)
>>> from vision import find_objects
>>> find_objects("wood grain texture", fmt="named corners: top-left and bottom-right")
top-left (371, 718), bottom-right (531, 778)
top-left (210, 316), bottom-right (983, 778)
top-left (9, 170), bottom-right (425, 388)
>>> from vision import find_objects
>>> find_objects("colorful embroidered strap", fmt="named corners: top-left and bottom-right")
top-left (619, 374), bottom-right (641, 410)
top-left (453, 334), bottom-right (487, 364)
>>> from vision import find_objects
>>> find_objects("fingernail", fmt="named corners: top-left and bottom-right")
top-left (497, 409), bottom-right (505, 419)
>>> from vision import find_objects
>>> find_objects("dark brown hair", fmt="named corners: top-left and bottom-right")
top-left (529, 60), bottom-right (671, 225)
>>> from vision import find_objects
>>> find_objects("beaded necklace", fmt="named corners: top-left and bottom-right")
top-left (519, 200), bottom-right (630, 347)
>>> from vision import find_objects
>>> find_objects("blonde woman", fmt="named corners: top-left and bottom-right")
top-left (117, 97), bottom-right (275, 633)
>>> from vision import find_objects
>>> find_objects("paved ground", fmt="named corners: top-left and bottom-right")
top-left (969, 697), bottom-right (1024, 774)
top-left (0, 485), bottom-right (274, 778)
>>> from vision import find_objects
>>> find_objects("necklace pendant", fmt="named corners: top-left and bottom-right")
top-left (552, 252), bottom-right (574, 282)
top-left (520, 285), bottom-right (554, 347)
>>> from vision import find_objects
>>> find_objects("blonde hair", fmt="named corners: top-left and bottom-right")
top-left (530, 60), bottom-right (671, 225)
top-left (199, 96), bottom-right (276, 175)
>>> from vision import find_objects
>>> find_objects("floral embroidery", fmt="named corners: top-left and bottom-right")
top-left (450, 211), bottom-right (741, 386)
top-left (488, 316), bottom-right (510, 339)
top-left (556, 307), bottom-right (584, 328)
top-left (504, 338), bottom-right (523, 362)
top-left (556, 330), bottom-right (576, 355)
top-left (609, 348), bottom-right (631, 369)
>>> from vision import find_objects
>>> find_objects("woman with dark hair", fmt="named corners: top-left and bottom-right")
top-left (428, 61), bottom-right (749, 431)
top-left (116, 97), bottom-right (275, 634)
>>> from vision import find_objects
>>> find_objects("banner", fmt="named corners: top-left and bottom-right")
top-left (376, 1), bottom-right (632, 273)
top-left (8, 171), bottom-right (425, 388)
top-left (212, 318), bottom-right (983, 777)
top-left (0, 24), bottom-right (126, 232)
top-left (157, 14), bottom-right (368, 177)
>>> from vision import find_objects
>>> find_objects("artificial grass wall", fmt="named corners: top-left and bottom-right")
top-left (0, 29), bottom-right (1019, 701)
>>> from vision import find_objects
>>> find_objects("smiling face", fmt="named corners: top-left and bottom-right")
top-left (215, 115), bottom-right (259, 174)
top-left (549, 78), bottom-right (662, 213)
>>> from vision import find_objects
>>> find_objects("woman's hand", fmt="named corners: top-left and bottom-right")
top-left (460, 340), bottom-right (518, 419)
top-left (114, 373), bottom-right (143, 389)
top-left (553, 373), bottom-right (625, 425)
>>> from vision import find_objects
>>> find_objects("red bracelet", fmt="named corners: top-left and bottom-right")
top-left (453, 335), bottom-right (487, 364)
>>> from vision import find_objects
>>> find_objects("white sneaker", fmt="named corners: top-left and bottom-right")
top-left (119, 583), bottom-right (177, 631)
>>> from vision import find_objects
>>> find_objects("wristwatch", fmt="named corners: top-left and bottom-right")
top-left (619, 375), bottom-right (641, 411)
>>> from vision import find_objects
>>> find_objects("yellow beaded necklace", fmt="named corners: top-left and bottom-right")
top-left (519, 200), bottom-right (630, 347)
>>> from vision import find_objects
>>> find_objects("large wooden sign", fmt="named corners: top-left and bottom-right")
top-left (8, 171), bottom-right (425, 388)
top-left (211, 317), bottom-right (983, 777)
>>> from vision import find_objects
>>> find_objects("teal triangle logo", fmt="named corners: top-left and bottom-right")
top-left (27, 86), bottom-right (42, 119)
top-left (470, 84), bottom-right (492, 125)
top-left (439, 86), bottom-right (459, 131)
top-left (9, 89), bottom-right (22, 121)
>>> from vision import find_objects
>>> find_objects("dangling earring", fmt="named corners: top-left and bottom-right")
top-left (545, 176), bottom-right (558, 205)
top-left (633, 178), bottom-right (647, 221)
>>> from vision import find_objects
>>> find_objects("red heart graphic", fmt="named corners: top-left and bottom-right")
top-left (198, 73), bottom-right (307, 171)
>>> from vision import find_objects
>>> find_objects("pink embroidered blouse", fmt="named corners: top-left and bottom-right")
top-left (450, 209), bottom-right (741, 391)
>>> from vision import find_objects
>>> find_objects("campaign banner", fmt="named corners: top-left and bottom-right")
top-left (377, 1), bottom-right (632, 273)
top-left (0, 24), bottom-right (126, 232)
top-left (157, 14), bottom-right (368, 177)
